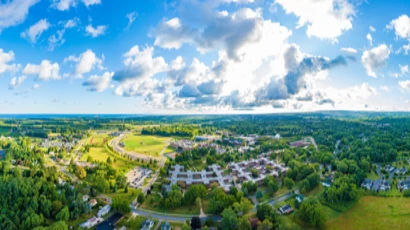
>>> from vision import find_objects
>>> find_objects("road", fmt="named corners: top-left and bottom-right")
top-left (308, 136), bottom-right (318, 151)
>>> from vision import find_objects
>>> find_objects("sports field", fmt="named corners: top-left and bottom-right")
top-left (326, 196), bottom-right (410, 230)
top-left (122, 135), bottom-right (169, 156)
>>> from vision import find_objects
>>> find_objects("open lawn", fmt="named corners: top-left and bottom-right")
top-left (86, 132), bottom-right (110, 145)
top-left (106, 187), bottom-right (141, 203)
top-left (81, 146), bottom-right (137, 173)
top-left (326, 196), bottom-right (410, 230)
top-left (140, 193), bottom-right (200, 215)
top-left (123, 135), bottom-right (170, 156)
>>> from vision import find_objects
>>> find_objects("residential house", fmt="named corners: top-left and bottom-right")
top-left (385, 165), bottom-right (395, 174)
top-left (279, 204), bottom-right (293, 214)
top-left (141, 219), bottom-right (154, 230)
top-left (161, 222), bottom-right (171, 230)
top-left (397, 179), bottom-right (410, 191)
top-left (379, 180), bottom-right (391, 191)
top-left (89, 198), bottom-right (98, 207)
top-left (396, 167), bottom-right (407, 175)
top-left (79, 217), bottom-right (102, 229)
top-left (295, 194), bottom-right (305, 203)
top-left (83, 195), bottom-right (90, 202)
top-left (361, 179), bottom-right (374, 190)
top-left (97, 205), bottom-right (111, 217)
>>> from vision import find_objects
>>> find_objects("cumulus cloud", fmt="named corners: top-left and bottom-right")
top-left (0, 49), bottom-right (20, 75)
top-left (152, 7), bottom-right (292, 60)
top-left (48, 18), bottom-right (80, 50)
top-left (380, 85), bottom-right (390, 92)
top-left (23, 60), bottom-right (61, 80)
top-left (85, 24), bottom-right (107, 38)
top-left (82, 71), bottom-right (113, 92)
top-left (0, 0), bottom-right (39, 33)
top-left (400, 64), bottom-right (409, 75)
top-left (21, 19), bottom-right (51, 43)
top-left (399, 80), bottom-right (410, 92)
top-left (51, 0), bottom-right (77, 11)
top-left (341, 47), bottom-right (357, 54)
top-left (274, 0), bottom-right (355, 42)
top-left (366, 33), bottom-right (373, 46)
top-left (64, 49), bottom-right (104, 78)
top-left (125, 12), bottom-right (138, 30)
top-left (32, 84), bottom-right (40, 89)
top-left (361, 44), bottom-right (390, 78)
top-left (9, 76), bottom-right (26, 90)
top-left (387, 14), bottom-right (410, 54)
top-left (369, 25), bottom-right (376, 32)
top-left (113, 46), bottom-right (167, 83)
top-left (81, 0), bottom-right (101, 7)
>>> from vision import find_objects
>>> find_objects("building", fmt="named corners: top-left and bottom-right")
top-left (379, 180), bottom-right (391, 191)
top-left (141, 219), bottom-right (154, 230)
top-left (279, 204), bottom-right (293, 214)
top-left (395, 167), bottom-right (407, 175)
top-left (361, 179), bottom-right (374, 190)
top-left (89, 198), bottom-right (98, 207)
top-left (161, 222), bottom-right (171, 230)
top-left (80, 217), bottom-right (103, 229)
top-left (97, 205), bottom-right (111, 217)
top-left (397, 179), bottom-right (410, 191)
top-left (295, 194), bottom-right (305, 203)
top-left (83, 195), bottom-right (90, 202)
top-left (385, 165), bottom-right (395, 174)
top-left (289, 140), bottom-right (310, 148)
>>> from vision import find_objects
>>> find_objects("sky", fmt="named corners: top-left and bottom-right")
top-left (1, 0), bottom-right (410, 114)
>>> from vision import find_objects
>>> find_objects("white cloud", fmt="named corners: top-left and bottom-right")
top-left (81, 0), bottom-right (101, 7)
top-left (366, 33), bottom-right (372, 46)
top-left (32, 84), bottom-right (40, 89)
top-left (125, 12), bottom-right (138, 30)
top-left (113, 45), bottom-right (167, 84)
top-left (23, 60), bottom-right (61, 80)
top-left (48, 18), bottom-right (79, 50)
top-left (387, 14), bottom-right (410, 55)
top-left (85, 24), bottom-right (107, 38)
top-left (274, 0), bottom-right (355, 42)
top-left (399, 80), bottom-right (410, 92)
top-left (361, 44), bottom-right (390, 78)
top-left (64, 49), bottom-right (104, 78)
top-left (341, 47), bottom-right (357, 54)
top-left (21, 19), bottom-right (51, 43)
top-left (400, 64), bottom-right (409, 75)
top-left (51, 0), bottom-right (77, 11)
top-left (0, 0), bottom-right (39, 33)
top-left (369, 25), bottom-right (376, 32)
top-left (380, 85), bottom-right (390, 92)
top-left (9, 76), bottom-right (26, 90)
top-left (82, 71), bottom-right (113, 92)
top-left (0, 49), bottom-right (20, 75)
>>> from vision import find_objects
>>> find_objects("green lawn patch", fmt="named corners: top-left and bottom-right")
top-left (326, 196), bottom-right (410, 230)
top-left (122, 135), bottom-right (170, 156)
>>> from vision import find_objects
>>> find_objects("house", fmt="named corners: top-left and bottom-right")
top-left (141, 219), bottom-right (154, 230)
top-left (397, 179), bottom-right (410, 191)
top-left (289, 140), bottom-right (310, 148)
top-left (322, 180), bottom-right (332, 188)
top-left (83, 195), bottom-right (90, 202)
top-left (295, 194), bottom-right (305, 203)
top-left (119, 142), bottom-right (125, 148)
top-left (97, 205), bottom-right (111, 217)
top-left (396, 167), bottom-right (407, 175)
top-left (279, 204), bottom-right (293, 214)
top-left (161, 222), bottom-right (171, 230)
top-left (79, 217), bottom-right (102, 229)
top-left (89, 198), bottom-right (98, 207)
top-left (379, 180), bottom-right (391, 191)
top-left (361, 179), bottom-right (374, 190)
top-left (385, 165), bottom-right (395, 174)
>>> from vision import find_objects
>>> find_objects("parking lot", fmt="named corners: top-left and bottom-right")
top-left (126, 166), bottom-right (152, 188)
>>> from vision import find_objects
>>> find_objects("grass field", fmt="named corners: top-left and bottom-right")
top-left (140, 193), bottom-right (200, 215)
top-left (123, 135), bottom-right (170, 156)
top-left (81, 146), bottom-right (136, 173)
top-left (86, 132), bottom-right (110, 145)
top-left (326, 196), bottom-right (410, 230)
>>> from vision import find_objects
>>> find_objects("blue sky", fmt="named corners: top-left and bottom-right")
top-left (0, 0), bottom-right (410, 114)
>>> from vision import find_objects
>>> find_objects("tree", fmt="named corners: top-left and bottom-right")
top-left (56, 207), bottom-right (69, 222)
top-left (267, 180), bottom-right (279, 194)
top-left (221, 208), bottom-right (238, 230)
top-left (181, 224), bottom-right (191, 230)
top-left (112, 197), bottom-right (132, 214)
top-left (137, 193), bottom-right (145, 203)
top-left (75, 165), bottom-right (87, 179)
top-left (256, 204), bottom-right (275, 222)
top-left (256, 189), bottom-right (263, 199)
top-left (284, 178), bottom-right (294, 190)
top-left (238, 216), bottom-right (252, 230)
top-left (196, 197), bottom-right (202, 208)
top-left (190, 217), bottom-right (201, 230)
top-left (257, 219), bottom-right (273, 230)
top-left (299, 197), bottom-right (325, 228)
top-left (124, 185), bottom-right (129, 193)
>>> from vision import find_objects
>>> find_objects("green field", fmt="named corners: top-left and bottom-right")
top-left (326, 196), bottom-right (410, 230)
top-left (81, 146), bottom-right (136, 173)
top-left (86, 132), bottom-right (110, 145)
top-left (122, 135), bottom-right (170, 156)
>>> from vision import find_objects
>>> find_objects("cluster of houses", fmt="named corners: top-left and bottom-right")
top-left (140, 219), bottom-right (171, 230)
top-left (40, 138), bottom-right (78, 150)
top-left (165, 164), bottom-right (232, 192)
top-left (229, 153), bottom-right (289, 186)
top-left (79, 195), bottom-right (112, 229)
top-left (361, 179), bottom-right (391, 191)
top-left (397, 179), bottom-right (410, 191)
